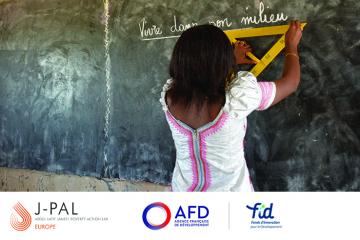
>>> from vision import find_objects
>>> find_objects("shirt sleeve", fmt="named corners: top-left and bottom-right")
top-left (256, 81), bottom-right (276, 111)
top-left (224, 71), bottom-right (276, 119)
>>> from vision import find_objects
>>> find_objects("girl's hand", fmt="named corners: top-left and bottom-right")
top-left (285, 20), bottom-right (303, 52)
top-left (233, 41), bottom-right (257, 65)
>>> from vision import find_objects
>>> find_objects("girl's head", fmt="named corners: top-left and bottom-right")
top-left (169, 24), bottom-right (235, 109)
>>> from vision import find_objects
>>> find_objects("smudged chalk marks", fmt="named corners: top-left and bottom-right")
top-left (103, 0), bottom-right (112, 177)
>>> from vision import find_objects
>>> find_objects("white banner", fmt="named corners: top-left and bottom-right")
top-left (0, 192), bottom-right (358, 239)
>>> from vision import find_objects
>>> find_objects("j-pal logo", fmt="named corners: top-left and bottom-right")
top-left (142, 202), bottom-right (210, 230)
top-left (10, 202), bottom-right (32, 231)
top-left (10, 201), bottom-right (79, 231)
top-left (246, 203), bottom-right (274, 219)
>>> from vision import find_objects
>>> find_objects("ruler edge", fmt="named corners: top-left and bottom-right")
top-left (224, 23), bottom-right (307, 42)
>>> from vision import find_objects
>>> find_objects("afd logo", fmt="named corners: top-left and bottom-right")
top-left (246, 203), bottom-right (274, 219)
top-left (142, 202), bottom-right (209, 230)
top-left (10, 202), bottom-right (32, 231)
top-left (142, 202), bottom-right (171, 230)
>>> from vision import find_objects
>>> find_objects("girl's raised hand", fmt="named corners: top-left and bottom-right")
top-left (234, 40), bottom-right (257, 65)
top-left (285, 20), bottom-right (303, 52)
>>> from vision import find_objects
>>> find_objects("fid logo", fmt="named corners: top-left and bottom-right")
top-left (10, 202), bottom-right (32, 231)
top-left (246, 203), bottom-right (274, 219)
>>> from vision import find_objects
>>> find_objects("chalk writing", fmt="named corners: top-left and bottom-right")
top-left (241, 2), bottom-right (288, 25)
top-left (170, 16), bottom-right (198, 33)
top-left (209, 18), bottom-right (233, 28)
top-left (139, 18), bottom-right (163, 37)
top-left (138, 1), bottom-right (288, 41)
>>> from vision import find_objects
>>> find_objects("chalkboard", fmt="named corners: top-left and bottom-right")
top-left (0, 0), bottom-right (359, 190)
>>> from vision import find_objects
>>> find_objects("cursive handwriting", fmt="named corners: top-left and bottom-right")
top-left (170, 16), bottom-right (198, 33)
top-left (241, 2), bottom-right (288, 25)
top-left (139, 18), bottom-right (163, 38)
top-left (138, 1), bottom-right (289, 41)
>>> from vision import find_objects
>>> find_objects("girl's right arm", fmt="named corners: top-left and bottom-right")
top-left (271, 20), bottom-right (303, 106)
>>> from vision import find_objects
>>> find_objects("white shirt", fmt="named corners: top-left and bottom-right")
top-left (160, 71), bottom-right (276, 191)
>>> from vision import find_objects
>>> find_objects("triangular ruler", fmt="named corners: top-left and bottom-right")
top-left (225, 23), bottom-right (307, 77)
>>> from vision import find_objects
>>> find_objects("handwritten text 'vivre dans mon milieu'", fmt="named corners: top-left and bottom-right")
top-left (139, 1), bottom-right (289, 41)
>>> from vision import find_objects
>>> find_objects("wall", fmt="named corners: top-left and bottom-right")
top-left (0, 167), bottom-right (168, 191)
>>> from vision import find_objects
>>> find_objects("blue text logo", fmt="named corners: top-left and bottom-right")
top-left (175, 206), bottom-right (209, 219)
top-left (246, 203), bottom-right (274, 219)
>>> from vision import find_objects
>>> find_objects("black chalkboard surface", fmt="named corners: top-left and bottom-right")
top-left (0, 0), bottom-right (359, 190)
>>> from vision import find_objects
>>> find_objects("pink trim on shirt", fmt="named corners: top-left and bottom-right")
top-left (258, 82), bottom-right (275, 110)
top-left (199, 112), bottom-right (229, 191)
top-left (165, 111), bottom-right (199, 192)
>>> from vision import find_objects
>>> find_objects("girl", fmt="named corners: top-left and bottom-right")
top-left (160, 21), bottom-right (302, 191)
